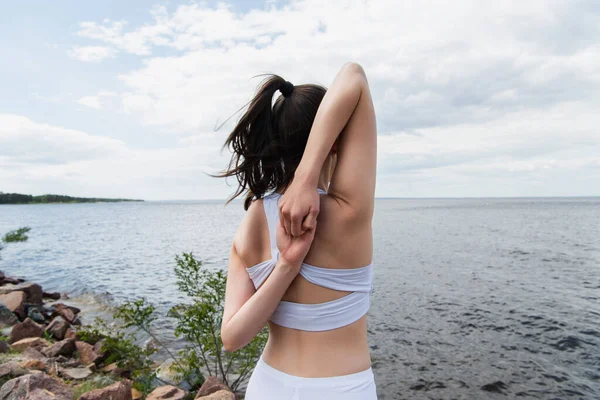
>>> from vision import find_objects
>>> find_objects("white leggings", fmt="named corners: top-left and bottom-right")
top-left (245, 357), bottom-right (378, 400)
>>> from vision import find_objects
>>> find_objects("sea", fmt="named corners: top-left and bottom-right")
top-left (0, 198), bottom-right (598, 399)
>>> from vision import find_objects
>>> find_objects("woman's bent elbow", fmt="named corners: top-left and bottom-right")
top-left (221, 334), bottom-right (239, 353)
top-left (341, 62), bottom-right (366, 78)
top-left (221, 330), bottom-right (245, 353)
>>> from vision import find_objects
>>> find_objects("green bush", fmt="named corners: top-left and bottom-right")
top-left (77, 252), bottom-right (266, 394)
top-left (2, 227), bottom-right (31, 243)
top-left (77, 315), bottom-right (158, 394)
top-left (168, 252), bottom-right (267, 392)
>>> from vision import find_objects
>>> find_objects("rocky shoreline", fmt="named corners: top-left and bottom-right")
top-left (0, 271), bottom-right (237, 400)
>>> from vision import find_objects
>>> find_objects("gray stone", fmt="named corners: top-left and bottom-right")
top-left (0, 304), bottom-right (18, 328)
top-left (61, 366), bottom-right (93, 380)
top-left (45, 317), bottom-right (69, 340)
top-left (27, 307), bottom-right (45, 324)
top-left (0, 362), bottom-right (28, 379)
top-left (0, 341), bottom-right (9, 353)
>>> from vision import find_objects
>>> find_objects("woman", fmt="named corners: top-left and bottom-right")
top-left (219, 62), bottom-right (377, 399)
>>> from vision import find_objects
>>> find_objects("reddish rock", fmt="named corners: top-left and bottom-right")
top-left (102, 362), bottom-right (124, 376)
top-left (52, 303), bottom-right (77, 324)
top-left (195, 377), bottom-right (233, 398)
top-left (0, 361), bottom-right (28, 379)
top-left (45, 316), bottom-right (69, 340)
top-left (64, 327), bottom-right (77, 340)
top-left (41, 338), bottom-right (75, 358)
top-left (42, 291), bottom-right (61, 300)
top-left (79, 379), bottom-right (132, 400)
top-left (9, 317), bottom-right (44, 343)
top-left (0, 282), bottom-right (43, 304)
top-left (0, 372), bottom-right (74, 399)
top-left (20, 359), bottom-right (46, 370)
top-left (0, 291), bottom-right (26, 319)
top-left (75, 341), bottom-right (101, 365)
top-left (21, 347), bottom-right (46, 361)
top-left (10, 337), bottom-right (50, 351)
top-left (131, 388), bottom-right (143, 400)
top-left (196, 390), bottom-right (236, 399)
top-left (147, 385), bottom-right (189, 399)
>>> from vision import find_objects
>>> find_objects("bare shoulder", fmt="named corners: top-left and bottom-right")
top-left (233, 199), bottom-right (271, 268)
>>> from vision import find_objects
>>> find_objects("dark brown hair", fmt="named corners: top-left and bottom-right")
top-left (217, 75), bottom-right (326, 210)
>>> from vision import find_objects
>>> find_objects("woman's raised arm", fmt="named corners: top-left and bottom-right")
top-left (279, 62), bottom-right (377, 235)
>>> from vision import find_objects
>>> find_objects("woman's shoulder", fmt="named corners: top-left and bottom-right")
top-left (233, 198), bottom-right (271, 267)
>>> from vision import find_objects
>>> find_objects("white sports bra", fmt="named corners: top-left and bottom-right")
top-left (245, 190), bottom-right (374, 331)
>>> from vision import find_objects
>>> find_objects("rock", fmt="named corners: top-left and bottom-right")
top-left (79, 379), bottom-right (132, 400)
top-left (131, 388), bottom-right (143, 399)
top-left (64, 327), bottom-right (76, 340)
top-left (60, 358), bottom-right (81, 367)
top-left (21, 347), bottom-right (46, 361)
top-left (27, 306), bottom-right (46, 324)
top-left (0, 341), bottom-right (9, 353)
top-left (92, 340), bottom-right (106, 361)
top-left (196, 390), bottom-right (236, 400)
top-left (147, 385), bottom-right (189, 400)
top-left (41, 338), bottom-right (75, 358)
top-left (10, 337), bottom-right (50, 352)
top-left (75, 341), bottom-right (101, 365)
top-left (0, 361), bottom-right (28, 379)
top-left (195, 377), bottom-right (233, 398)
top-left (45, 317), bottom-right (69, 340)
top-left (20, 359), bottom-right (46, 371)
top-left (0, 282), bottom-right (43, 304)
top-left (0, 291), bottom-right (26, 320)
top-left (102, 362), bottom-right (124, 377)
top-left (1, 278), bottom-right (21, 285)
top-left (0, 304), bottom-right (18, 328)
top-left (61, 366), bottom-right (93, 380)
top-left (51, 303), bottom-right (77, 324)
top-left (9, 318), bottom-right (44, 343)
top-left (42, 291), bottom-right (61, 300)
top-left (155, 360), bottom-right (181, 386)
top-left (0, 372), bottom-right (74, 399)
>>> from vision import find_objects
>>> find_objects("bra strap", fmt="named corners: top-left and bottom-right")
top-left (262, 195), bottom-right (280, 260)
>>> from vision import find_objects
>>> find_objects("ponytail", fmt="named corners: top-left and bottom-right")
top-left (216, 75), bottom-right (326, 210)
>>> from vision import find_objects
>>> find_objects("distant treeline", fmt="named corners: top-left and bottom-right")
top-left (0, 192), bottom-right (144, 204)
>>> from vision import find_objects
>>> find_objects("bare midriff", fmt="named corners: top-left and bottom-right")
top-left (260, 275), bottom-right (372, 377)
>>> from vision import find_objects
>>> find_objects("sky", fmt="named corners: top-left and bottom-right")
top-left (1, 0), bottom-right (599, 200)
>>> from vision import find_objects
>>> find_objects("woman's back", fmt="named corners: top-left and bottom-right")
top-left (237, 191), bottom-right (374, 377)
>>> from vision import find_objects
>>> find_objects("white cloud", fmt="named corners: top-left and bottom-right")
top-left (0, 115), bottom-right (230, 200)
top-left (17, 1), bottom-right (600, 197)
top-left (67, 45), bottom-right (116, 62)
top-left (77, 96), bottom-right (102, 109)
top-left (0, 115), bottom-right (126, 164)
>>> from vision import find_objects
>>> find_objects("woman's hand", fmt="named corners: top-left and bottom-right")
top-left (276, 217), bottom-right (316, 267)
top-left (279, 177), bottom-right (320, 237)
